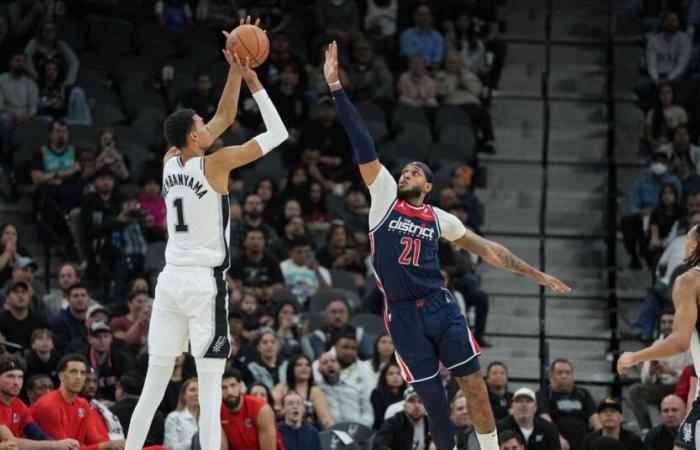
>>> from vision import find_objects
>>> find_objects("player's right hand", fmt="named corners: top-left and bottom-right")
top-left (324, 41), bottom-right (339, 85)
top-left (539, 273), bottom-right (572, 294)
top-left (53, 438), bottom-right (79, 450)
top-left (617, 351), bottom-right (639, 375)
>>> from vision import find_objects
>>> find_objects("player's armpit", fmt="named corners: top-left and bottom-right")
top-left (219, 427), bottom-right (228, 450)
top-left (359, 160), bottom-right (382, 186)
top-left (204, 140), bottom-right (264, 194)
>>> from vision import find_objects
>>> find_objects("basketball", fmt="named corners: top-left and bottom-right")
top-left (226, 24), bottom-right (269, 68)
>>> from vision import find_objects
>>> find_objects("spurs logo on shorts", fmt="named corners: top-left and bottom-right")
top-left (683, 423), bottom-right (693, 443)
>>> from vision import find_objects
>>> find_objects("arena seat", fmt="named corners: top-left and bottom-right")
top-left (390, 104), bottom-right (429, 129)
top-left (434, 105), bottom-right (472, 134)
top-left (319, 430), bottom-right (361, 450)
top-left (329, 269), bottom-right (359, 295)
top-left (349, 314), bottom-right (385, 338)
top-left (329, 423), bottom-right (373, 450)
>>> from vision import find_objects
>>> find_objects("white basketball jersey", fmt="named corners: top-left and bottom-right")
top-left (162, 156), bottom-right (230, 270)
top-left (690, 267), bottom-right (700, 402)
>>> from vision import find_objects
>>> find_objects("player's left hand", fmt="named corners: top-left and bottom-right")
top-left (539, 273), bottom-right (572, 294)
top-left (617, 351), bottom-right (639, 375)
top-left (226, 52), bottom-right (257, 81)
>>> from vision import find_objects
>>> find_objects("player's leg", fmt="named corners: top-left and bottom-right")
top-left (194, 358), bottom-right (226, 450)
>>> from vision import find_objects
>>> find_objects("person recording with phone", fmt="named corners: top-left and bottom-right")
top-left (109, 291), bottom-right (151, 357)
top-left (279, 237), bottom-right (332, 308)
top-left (95, 129), bottom-right (130, 182)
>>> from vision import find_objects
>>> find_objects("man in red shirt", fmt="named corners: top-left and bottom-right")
top-left (30, 354), bottom-right (125, 450)
top-left (0, 354), bottom-right (78, 450)
top-left (220, 368), bottom-right (283, 450)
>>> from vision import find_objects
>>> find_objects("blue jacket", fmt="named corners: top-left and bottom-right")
top-left (627, 172), bottom-right (682, 214)
top-left (49, 309), bottom-right (87, 353)
top-left (278, 422), bottom-right (321, 450)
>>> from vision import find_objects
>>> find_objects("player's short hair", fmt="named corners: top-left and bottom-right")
top-left (222, 367), bottom-right (242, 382)
top-left (332, 329), bottom-right (357, 346)
top-left (498, 430), bottom-right (524, 446)
top-left (30, 328), bottom-right (52, 344)
top-left (57, 353), bottom-right (88, 373)
top-left (67, 283), bottom-right (89, 297)
top-left (487, 361), bottom-right (509, 375)
top-left (163, 108), bottom-right (196, 149)
top-left (549, 358), bottom-right (573, 373)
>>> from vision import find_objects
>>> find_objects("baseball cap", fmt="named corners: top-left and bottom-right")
top-left (13, 257), bottom-right (37, 271)
top-left (5, 281), bottom-right (28, 294)
top-left (513, 387), bottom-right (536, 402)
top-left (89, 320), bottom-right (112, 335)
top-left (403, 387), bottom-right (420, 401)
top-left (598, 397), bottom-right (622, 413)
top-left (86, 304), bottom-right (110, 319)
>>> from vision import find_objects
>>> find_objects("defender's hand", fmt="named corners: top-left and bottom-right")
top-left (617, 352), bottom-right (639, 375)
top-left (539, 273), bottom-right (571, 294)
top-left (324, 41), bottom-right (340, 85)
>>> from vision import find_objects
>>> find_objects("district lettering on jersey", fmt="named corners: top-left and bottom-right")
top-left (162, 173), bottom-right (208, 199)
top-left (387, 216), bottom-right (435, 239)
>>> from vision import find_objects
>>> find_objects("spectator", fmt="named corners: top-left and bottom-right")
top-left (273, 300), bottom-right (304, 359)
top-left (312, 0), bottom-right (359, 44)
top-left (486, 362), bottom-right (513, 422)
top-left (636, 10), bottom-right (691, 110)
top-left (152, 352), bottom-right (198, 417)
top-left (247, 329), bottom-right (288, 391)
top-left (237, 291), bottom-right (266, 341)
top-left (0, 223), bottom-right (29, 288)
top-left (436, 51), bottom-right (495, 152)
top-left (536, 359), bottom-right (601, 450)
top-left (94, 129), bottom-right (130, 183)
top-left (136, 171), bottom-right (166, 243)
top-left (35, 61), bottom-right (91, 127)
top-left (0, 51), bottom-right (38, 154)
top-left (272, 354), bottom-right (334, 430)
top-left (369, 333), bottom-right (395, 381)
top-left (154, 0), bottom-right (192, 32)
top-left (399, 5), bottom-right (445, 69)
top-left (25, 329), bottom-right (60, 385)
top-left (371, 361), bottom-right (406, 430)
top-left (364, 0), bottom-right (399, 48)
top-left (317, 223), bottom-right (366, 286)
top-left (339, 187), bottom-right (370, 245)
top-left (109, 290), bottom-right (150, 356)
top-left (24, 19), bottom-right (80, 86)
top-left (259, 32), bottom-right (307, 92)
top-left (500, 430), bottom-right (527, 450)
top-left (659, 125), bottom-right (700, 185)
top-left (645, 83), bottom-right (687, 151)
top-left (302, 299), bottom-right (373, 360)
top-left (451, 392), bottom-right (480, 449)
top-left (301, 182), bottom-right (331, 232)
top-left (627, 311), bottom-right (691, 429)
top-left (220, 368), bottom-right (284, 450)
top-left (273, 198), bottom-right (302, 235)
top-left (642, 394), bottom-right (685, 450)
top-left (580, 399), bottom-right (642, 450)
top-left (0, 281), bottom-right (46, 352)
top-left (49, 283), bottom-right (89, 354)
top-left (279, 237), bottom-right (332, 306)
top-left (42, 262), bottom-right (81, 319)
top-left (82, 321), bottom-right (133, 402)
top-left (230, 193), bottom-right (280, 251)
top-left (278, 391), bottom-right (322, 450)
top-left (397, 55), bottom-right (438, 108)
top-left (80, 371), bottom-right (126, 443)
top-left (268, 65), bottom-right (307, 141)
top-left (373, 388), bottom-right (431, 450)
top-left (497, 387), bottom-right (562, 450)
top-left (248, 383), bottom-right (277, 412)
top-left (347, 38), bottom-right (394, 104)
top-left (247, 1), bottom-right (291, 37)
top-left (446, 13), bottom-right (487, 80)
top-left (177, 72), bottom-right (217, 121)
top-left (4, 256), bottom-right (45, 318)
top-left (620, 151), bottom-right (682, 269)
top-left (229, 229), bottom-right (284, 292)
top-left (647, 183), bottom-right (683, 266)
top-left (109, 373), bottom-right (164, 446)
top-left (315, 351), bottom-right (373, 427)
top-left (25, 374), bottom-right (53, 405)
top-left (673, 365), bottom-right (694, 405)
top-left (7, 0), bottom-right (46, 44)
top-left (163, 378), bottom-right (199, 450)
top-left (31, 353), bottom-right (125, 450)
top-left (64, 304), bottom-right (115, 355)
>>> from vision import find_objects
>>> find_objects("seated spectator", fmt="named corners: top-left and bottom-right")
top-left (36, 63), bottom-right (92, 129)
top-left (31, 353), bottom-right (125, 450)
top-left (347, 38), bottom-right (394, 104)
top-left (273, 300), bottom-right (304, 359)
top-left (580, 398), bottom-right (642, 450)
top-left (220, 368), bottom-right (284, 450)
top-left (272, 354), bottom-right (334, 430)
top-left (460, 0), bottom-right (507, 92)
top-left (536, 359), bottom-right (601, 450)
top-left (95, 129), bottom-right (130, 183)
top-left (65, 303), bottom-right (117, 355)
top-left (274, 198), bottom-right (302, 236)
top-left (373, 388), bottom-right (431, 450)
top-left (674, 365), bottom-right (695, 405)
top-left (451, 392), bottom-right (479, 449)
top-left (163, 378), bottom-right (199, 450)
top-left (4, 256), bottom-right (45, 318)
top-left (312, 0), bottom-right (359, 44)
top-left (226, 331), bottom-right (256, 387)
top-left (0, 51), bottom-right (38, 154)
top-left (110, 373), bottom-right (164, 446)
top-left (659, 126), bottom-right (700, 186)
top-left (317, 223), bottom-right (366, 286)
top-left (500, 430), bottom-right (527, 450)
top-left (278, 391), bottom-right (322, 450)
top-left (497, 387), bottom-right (561, 450)
top-left (436, 51), bottom-right (495, 152)
top-left (370, 361), bottom-right (406, 430)
top-left (279, 237), bottom-right (332, 306)
top-left (315, 351), bottom-right (373, 427)
top-left (247, 329), bottom-right (288, 390)
top-left (647, 183), bottom-right (683, 266)
top-left (42, 262), bottom-right (81, 319)
top-left (364, 0), bottom-right (399, 53)
top-left (229, 193), bottom-right (280, 251)
top-left (49, 283), bottom-right (90, 353)
top-left (24, 19), bottom-right (79, 86)
top-left (83, 321), bottom-right (133, 402)
top-left (268, 65), bottom-right (307, 142)
top-left (302, 299), bottom-right (373, 360)
top-left (80, 371), bottom-right (125, 441)
top-left (627, 312), bottom-right (690, 429)
top-left (0, 281), bottom-right (46, 353)
top-left (136, 171), bottom-right (166, 243)
top-left (339, 187), bottom-right (370, 245)
top-left (620, 152), bottom-right (682, 269)
top-left (248, 1), bottom-right (291, 35)
top-left (177, 72), bottom-right (217, 121)
top-left (229, 229), bottom-right (284, 292)
top-left (26, 374), bottom-right (53, 405)
top-left (486, 362), bottom-right (513, 422)
top-left (636, 10), bottom-right (691, 110)
top-left (259, 31), bottom-right (307, 93)
top-left (301, 182), bottom-right (331, 234)
top-left (446, 13), bottom-right (487, 81)
top-left (0, 223), bottom-right (29, 288)
top-left (109, 290), bottom-right (150, 356)
top-left (25, 328), bottom-right (60, 385)
top-left (369, 333), bottom-right (395, 382)
top-left (645, 83), bottom-right (687, 151)
top-left (155, 0), bottom-right (192, 32)
top-left (397, 55), bottom-right (438, 108)
top-left (147, 352), bottom-right (198, 417)
top-left (399, 5), bottom-right (445, 69)
top-left (249, 383), bottom-right (277, 413)
top-left (642, 394), bottom-right (685, 450)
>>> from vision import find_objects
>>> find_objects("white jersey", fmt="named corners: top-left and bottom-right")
top-left (162, 155), bottom-right (230, 270)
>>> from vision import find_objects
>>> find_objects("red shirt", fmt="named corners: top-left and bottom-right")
top-left (0, 397), bottom-right (33, 437)
top-left (221, 395), bottom-right (285, 450)
top-left (31, 390), bottom-right (101, 450)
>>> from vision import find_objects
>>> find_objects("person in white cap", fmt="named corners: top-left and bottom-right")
top-left (373, 388), bottom-right (432, 450)
top-left (497, 387), bottom-right (560, 450)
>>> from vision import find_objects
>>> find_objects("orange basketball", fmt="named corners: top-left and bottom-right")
top-left (226, 24), bottom-right (269, 68)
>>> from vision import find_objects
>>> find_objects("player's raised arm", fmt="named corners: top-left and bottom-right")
top-left (323, 41), bottom-right (382, 186)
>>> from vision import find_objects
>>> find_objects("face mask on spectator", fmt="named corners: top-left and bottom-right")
top-left (650, 162), bottom-right (667, 176)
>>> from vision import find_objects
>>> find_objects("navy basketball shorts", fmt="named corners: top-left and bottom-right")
top-left (384, 288), bottom-right (481, 383)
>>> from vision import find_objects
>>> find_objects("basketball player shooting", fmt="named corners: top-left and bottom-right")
top-left (124, 20), bottom-right (288, 450)
top-left (323, 41), bottom-right (571, 450)
top-left (617, 226), bottom-right (700, 450)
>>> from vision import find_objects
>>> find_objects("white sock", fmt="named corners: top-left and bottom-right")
top-left (476, 430), bottom-right (499, 450)
top-left (195, 358), bottom-right (226, 450)
top-left (125, 355), bottom-right (174, 450)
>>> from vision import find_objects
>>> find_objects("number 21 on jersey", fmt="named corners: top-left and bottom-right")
top-left (398, 237), bottom-right (421, 267)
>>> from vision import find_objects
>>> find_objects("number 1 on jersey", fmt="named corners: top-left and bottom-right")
top-left (398, 237), bottom-right (421, 266)
top-left (173, 197), bottom-right (188, 232)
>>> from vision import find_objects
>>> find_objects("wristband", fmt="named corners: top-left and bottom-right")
top-left (328, 80), bottom-right (341, 88)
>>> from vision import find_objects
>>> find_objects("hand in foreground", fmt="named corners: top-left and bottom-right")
top-left (538, 273), bottom-right (572, 294)
top-left (323, 41), bottom-right (340, 85)
top-left (617, 352), bottom-right (639, 375)
top-left (226, 53), bottom-right (257, 82)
